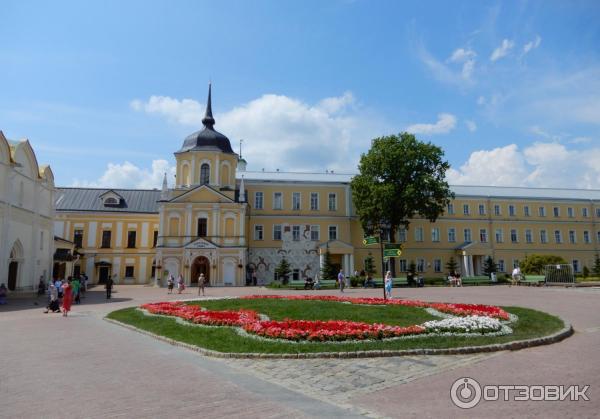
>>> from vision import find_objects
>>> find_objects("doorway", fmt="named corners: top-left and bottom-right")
top-left (98, 267), bottom-right (110, 284)
top-left (191, 256), bottom-right (210, 286)
top-left (8, 261), bottom-right (18, 291)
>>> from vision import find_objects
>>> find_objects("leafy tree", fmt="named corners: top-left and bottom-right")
top-left (320, 250), bottom-right (337, 281)
top-left (275, 258), bottom-right (292, 285)
top-left (445, 257), bottom-right (459, 275)
top-left (593, 254), bottom-right (600, 277)
top-left (582, 266), bottom-right (590, 278)
top-left (364, 254), bottom-right (376, 276)
top-left (351, 133), bottom-right (453, 275)
top-left (520, 254), bottom-right (567, 275)
top-left (483, 256), bottom-right (497, 277)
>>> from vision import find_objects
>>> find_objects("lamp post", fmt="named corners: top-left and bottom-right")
top-left (368, 220), bottom-right (390, 300)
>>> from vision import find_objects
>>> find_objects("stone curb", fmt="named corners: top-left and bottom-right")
top-left (103, 316), bottom-right (574, 360)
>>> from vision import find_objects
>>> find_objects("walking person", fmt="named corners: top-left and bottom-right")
top-left (177, 274), bottom-right (185, 294)
top-left (384, 271), bottom-right (393, 299)
top-left (55, 278), bottom-right (63, 300)
top-left (105, 276), bottom-right (114, 299)
top-left (71, 277), bottom-right (81, 304)
top-left (337, 269), bottom-right (345, 293)
top-left (61, 280), bottom-right (72, 317)
top-left (44, 283), bottom-right (60, 313)
top-left (167, 275), bottom-right (174, 294)
top-left (198, 273), bottom-right (205, 296)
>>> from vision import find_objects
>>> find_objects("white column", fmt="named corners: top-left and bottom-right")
top-left (116, 222), bottom-right (123, 248)
top-left (185, 204), bottom-right (192, 238)
top-left (349, 253), bottom-right (355, 274)
top-left (463, 254), bottom-right (469, 276)
top-left (319, 251), bottom-right (325, 270)
top-left (86, 257), bottom-right (95, 283)
top-left (215, 156), bottom-right (220, 186)
top-left (239, 209), bottom-right (246, 246)
top-left (139, 256), bottom-right (147, 284)
top-left (469, 256), bottom-right (475, 277)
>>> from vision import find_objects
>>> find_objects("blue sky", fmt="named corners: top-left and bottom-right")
top-left (1, 0), bottom-right (599, 188)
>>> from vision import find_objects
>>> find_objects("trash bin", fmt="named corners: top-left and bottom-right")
top-left (490, 272), bottom-right (497, 282)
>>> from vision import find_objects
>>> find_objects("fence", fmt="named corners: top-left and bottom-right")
top-left (544, 264), bottom-right (575, 285)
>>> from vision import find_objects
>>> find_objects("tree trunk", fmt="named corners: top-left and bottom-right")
top-left (389, 228), bottom-right (397, 277)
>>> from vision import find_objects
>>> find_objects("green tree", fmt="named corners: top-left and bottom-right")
top-left (320, 249), bottom-right (337, 281)
top-left (483, 256), bottom-right (497, 277)
top-left (582, 266), bottom-right (590, 278)
top-left (593, 254), bottom-right (600, 277)
top-left (445, 257), bottom-right (459, 275)
top-left (408, 260), bottom-right (417, 277)
top-left (351, 133), bottom-right (453, 275)
top-left (364, 253), bottom-right (376, 276)
top-left (275, 257), bottom-right (292, 285)
top-left (520, 254), bottom-right (567, 275)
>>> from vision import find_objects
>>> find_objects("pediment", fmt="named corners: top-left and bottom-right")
top-left (170, 184), bottom-right (234, 204)
top-left (185, 238), bottom-right (218, 249)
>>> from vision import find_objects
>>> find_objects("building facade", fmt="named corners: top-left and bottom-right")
top-left (53, 87), bottom-right (600, 285)
top-left (0, 131), bottom-right (55, 292)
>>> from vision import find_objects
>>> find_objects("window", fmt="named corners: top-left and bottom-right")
top-left (569, 230), bottom-right (576, 244)
top-left (498, 259), bottom-right (505, 272)
top-left (328, 193), bottom-right (337, 211)
top-left (447, 203), bottom-right (454, 215)
top-left (524, 206), bottom-right (530, 216)
top-left (197, 218), bottom-right (207, 237)
top-left (480, 229), bottom-right (488, 243)
top-left (200, 163), bottom-right (210, 185)
top-left (596, 208), bottom-right (600, 218)
top-left (398, 259), bottom-right (407, 272)
top-left (582, 207), bottom-right (589, 217)
top-left (292, 225), bottom-right (300, 241)
top-left (597, 231), bottom-right (600, 243)
top-left (328, 225), bottom-right (338, 240)
top-left (464, 228), bottom-right (472, 242)
top-left (73, 229), bottom-right (83, 248)
top-left (554, 230), bottom-right (562, 244)
top-left (495, 229), bottom-right (504, 243)
top-left (568, 207), bottom-right (574, 218)
top-left (572, 260), bottom-right (580, 273)
top-left (431, 228), bottom-right (440, 242)
top-left (153, 231), bottom-right (158, 247)
top-left (254, 192), bottom-right (264, 209)
top-left (553, 207), bottom-right (560, 217)
top-left (254, 225), bottom-right (263, 240)
top-left (125, 266), bottom-right (135, 278)
top-left (463, 204), bottom-right (470, 215)
top-left (273, 192), bottom-right (282, 210)
top-left (540, 230), bottom-right (548, 244)
top-left (510, 229), bottom-right (518, 243)
top-left (525, 229), bottom-right (533, 243)
top-left (494, 204), bottom-right (501, 216)
top-left (310, 225), bottom-right (320, 241)
top-left (104, 197), bottom-right (119, 206)
top-left (292, 269), bottom-right (300, 281)
top-left (273, 225), bottom-right (282, 240)
top-left (310, 192), bottom-right (319, 210)
top-left (583, 231), bottom-right (590, 244)
top-left (415, 227), bottom-right (424, 242)
top-left (539, 206), bottom-right (546, 217)
top-left (416, 258), bottom-right (425, 273)
top-left (448, 228), bottom-right (456, 243)
top-left (101, 230), bottom-right (112, 248)
top-left (434, 259), bottom-right (442, 273)
top-left (479, 204), bottom-right (486, 216)
top-left (509, 205), bottom-right (516, 216)
top-left (127, 231), bottom-right (137, 248)
top-left (397, 228), bottom-right (407, 242)
top-left (513, 260), bottom-right (520, 269)
top-left (292, 192), bottom-right (301, 210)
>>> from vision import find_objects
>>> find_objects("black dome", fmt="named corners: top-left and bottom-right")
top-left (177, 84), bottom-right (235, 154)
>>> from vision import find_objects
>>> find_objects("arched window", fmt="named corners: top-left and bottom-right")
top-left (200, 163), bottom-right (210, 185)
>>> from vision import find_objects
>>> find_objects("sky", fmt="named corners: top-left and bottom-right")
top-left (1, 0), bottom-right (599, 189)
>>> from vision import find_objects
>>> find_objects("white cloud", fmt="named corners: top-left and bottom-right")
top-left (406, 113), bottom-right (457, 135)
top-left (465, 120), bottom-right (477, 132)
top-left (448, 142), bottom-right (600, 188)
top-left (523, 35), bottom-right (542, 55)
top-left (490, 39), bottom-right (515, 61)
top-left (130, 92), bottom-right (385, 173)
top-left (417, 43), bottom-right (475, 87)
top-left (569, 136), bottom-right (592, 144)
top-left (448, 48), bottom-right (477, 80)
top-left (72, 159), bottom-right (176, 189)
top-left (477, 96), bottom-right (486, 106)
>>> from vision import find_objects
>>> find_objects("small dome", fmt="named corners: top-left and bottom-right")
top-left (178, 84), bottom-right (235, 154)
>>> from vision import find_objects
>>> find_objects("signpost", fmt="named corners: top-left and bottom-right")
top-left (362, 236), bottom-right (379, 246)
top-left (383, 244), bottom-right (402, 258)
top-left (364, 234), bottom-right (402, 300)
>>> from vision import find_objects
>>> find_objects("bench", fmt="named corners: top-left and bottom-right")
top-left (519, 275), bottom-right (545, 286)
top-left (367, 277), bottom-right (409, 288)
top-left (460, 276), bottom-right (492, 286)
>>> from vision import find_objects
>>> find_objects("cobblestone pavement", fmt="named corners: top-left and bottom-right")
top-left (2, 285), bottom-right (599, 418)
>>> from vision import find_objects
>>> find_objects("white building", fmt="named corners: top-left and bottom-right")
top-left (0, 131), bottom-right (55, 293)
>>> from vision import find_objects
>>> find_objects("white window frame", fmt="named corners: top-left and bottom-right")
top-left (480, 228), bottom-right (488, 243)
top-left (415, 227), bottom-right (424, 242)
top-left (433, 259), bottom-right (442, 273)
top-left (510, 229), bottom-right (518, 243)
top-left (583, 230), bottom-right (590, 244)
top-left (273, 192), bottom-right (283, 210)
top-left (292, 192), bottom-right (301, 211)
top-left (292, 225), bottom-right (301, 241)
top-left (524, 206), bottom-right (530, 216)
top-left (509, 205), bottom-right (516, 216)
top-left (525, 229), bottom-right (533, 244)
top-left (540, 229), bottom-right (548, 244)
top-left (464, 228), bottom-right (472, 242)
top-left (567, 207), bottom-right (574, 218)
top-left (498, 259), bottom-right (505, 272)
top-left (328, 225), bottom-right (338, 240)
top-left (254, 225), bottom-right (264, 241)
top-left (463, 204), bottom-right (470, 215)
top-left (495, 229), bottom-right (503, 243)
top-left (447, 203), bottom-right (454, 215)
top-left (478, 204), bottom-right (486, 216)
top-left (431, 228), bottom-right (440, 242)
top-left (310, 192), bottom-right (319, 211)
top-left (254, 192), bottom-right (264, 210)
top-left (310, 225), bottom-right (320, 241)
top-left (582, 207), bottom-right (589, 217)
top-left (554, 230), bottom-right (562, 244)
top-left (416, 258), bottom-right (425, 273)
top-left (539, 206), bottom-right (546, 217)
top-left (448, 228), bottom-right (456, 243)
top-left (553, 207), bottom-right (560, 217)
top-left (328, 193), bottom-right (337, 211)
top-left (494, 204), bottom-right (501, 216)
top-left (273, 224), bottom-right (282, 241)
top-left (568, 230), bottom-right (576, 244)
top-left (397, 228), bottom-right (407, 242)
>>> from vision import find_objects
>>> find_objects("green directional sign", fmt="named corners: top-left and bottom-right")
top-left (362, 236), bottom-right (379, 246)
top-left (383, 243), bottom-right (402, 257)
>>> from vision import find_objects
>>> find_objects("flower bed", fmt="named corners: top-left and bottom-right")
top-left (140, 296), bottom-right (512, 342)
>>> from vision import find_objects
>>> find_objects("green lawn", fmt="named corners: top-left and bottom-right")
top-left (106, 299), bottom-right (564, 354)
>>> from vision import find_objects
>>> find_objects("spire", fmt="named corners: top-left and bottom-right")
top-left (202, 83), bottom-right (215, 129)
top-left (239, 175), bottom-right (246, 202)
top-left (160, 172), bottom-right (168, 200)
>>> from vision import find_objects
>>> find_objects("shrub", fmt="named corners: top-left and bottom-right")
top-left (582, 266), bottom-right (590, 278)
top-left (350, 276), bottom-right (360, 287)
top-left (520, 254), bottom-right (567, 275)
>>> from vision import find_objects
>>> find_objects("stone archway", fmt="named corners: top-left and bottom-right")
top-left (7, 240), bottom-right (24, 291)
top-left (191, 256), bottom-right (210, 286)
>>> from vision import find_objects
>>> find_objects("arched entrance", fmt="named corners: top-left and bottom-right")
top-left (7, 240), bottom-right (23, 291)
top-left (191, 256), bottom-right (210, 286)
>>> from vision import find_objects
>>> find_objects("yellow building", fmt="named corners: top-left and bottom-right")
top-left (54, 86), bottom-right (600, 285)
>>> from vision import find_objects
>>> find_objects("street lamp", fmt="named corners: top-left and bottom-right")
top-left (367, 219), bottom-right (391, 300)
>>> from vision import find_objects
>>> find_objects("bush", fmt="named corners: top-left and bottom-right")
top-left (350, 276), bottom-right (360, 287)
top-left (520, 254), bottom-right (567, 275)
top-left (583, 266), bottom-right (590, 278)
